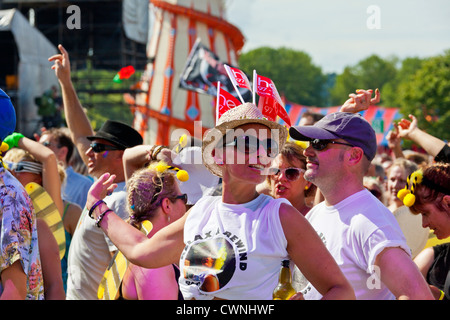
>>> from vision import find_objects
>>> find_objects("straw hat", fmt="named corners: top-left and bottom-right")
top-left (202, 102), bottom-right (288, 177)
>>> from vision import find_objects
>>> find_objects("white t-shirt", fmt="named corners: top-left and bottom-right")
top-left (293, 189), bottom-right (410, 300)
top-left (179, 194), bottom-right (291, 300)
top-left (66, 181), bottom-right (128, 300)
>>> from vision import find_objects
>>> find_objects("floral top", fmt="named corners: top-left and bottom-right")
top-left (0, 166), bottom-right (44, 300)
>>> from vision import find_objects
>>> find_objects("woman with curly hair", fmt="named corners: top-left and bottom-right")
top-left (398, 163), bottom-right (450, 300)
top-left (118, 162), bottom-right (187, 300)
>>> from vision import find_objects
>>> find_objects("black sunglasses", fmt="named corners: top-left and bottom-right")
top-left (267, 167), bottom-right (305, 181)
top-left (223, 135), bottom-right (278, 158)
top-left (170, 193), bottom-right (188, 205)
top-left (90, 142), bottom-right (123, 153)
top-left (310, 139), bottom-right (354, 151)
top-left (42, 141), bottom-right (61, 149)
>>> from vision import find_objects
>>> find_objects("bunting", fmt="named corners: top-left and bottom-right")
top-left (284, 100), bottom-right (402, 146)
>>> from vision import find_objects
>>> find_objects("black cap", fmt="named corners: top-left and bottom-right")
top-left (87, 120), bottom-right (143, 149)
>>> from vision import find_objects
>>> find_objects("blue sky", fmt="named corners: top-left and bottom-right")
top-left (226, 0), bottom-right (450, 73)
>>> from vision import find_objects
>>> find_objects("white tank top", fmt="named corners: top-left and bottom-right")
top-left (179, 194), bottom-right (291, 300)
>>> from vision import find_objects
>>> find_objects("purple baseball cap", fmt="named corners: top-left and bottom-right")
top-left (289, 112), bottom-right (377, 161)
top-left (0, 89), bottom-right (16, 141)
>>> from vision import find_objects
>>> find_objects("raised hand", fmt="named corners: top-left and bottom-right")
top-left (86, 173), bottom-right (117, 210)
top-left (340, 88), bottom-right (380, 113)
top-left (48, 44), bottom-right (71, 84)
top-left (397, 114), bottom-right (418, 139)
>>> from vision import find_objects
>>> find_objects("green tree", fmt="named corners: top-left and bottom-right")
top-left (330, 55), bottom-right (397, 105)
top-left (397, 50), bottom-right (450, 141)
top-left (382, 57), bottom-right (425, 108)
top-left (238, 47), bottom-right (326, 106)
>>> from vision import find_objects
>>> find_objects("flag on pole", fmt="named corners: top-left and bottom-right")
top-left (254, 72), bottom-right (291, 126)
top-left (215, 81), bottom-right (241, 124)
top-left (224, 64), bottom-right (252, 104)
top-left (179, 38), bottom-right (252, 102)
top-left (113, 66), bottom-right (136, 83)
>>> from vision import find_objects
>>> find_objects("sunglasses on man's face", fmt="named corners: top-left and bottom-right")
top-left (90, 142), bottom-right (123, 153)
top-left (223, 135), bottom-right (279, 158)
top-left (310, 139), bottom-right (354, 151)
top-left (267, 167), bottom-right (305, 181)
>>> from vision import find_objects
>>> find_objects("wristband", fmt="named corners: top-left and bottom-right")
top-left (149, 145), bottom-right (157, 160)
top-left (152, 145), bottom-right (165, 160)
top-left (3, 132), bottom-right (24, 149)
top-left (96, 209), bottom-right (113, 227)
top-left (88, 200), bottom-right (106, 219)
top-left (439, 290), bottom-right (445, 300)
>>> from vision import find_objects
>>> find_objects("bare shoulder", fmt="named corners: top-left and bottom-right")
top-left (278, 202), bottom-right (315, 241)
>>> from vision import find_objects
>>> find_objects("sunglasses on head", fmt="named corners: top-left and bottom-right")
top-left (223, 135), bottom-right (278, 158)
top-left (41, 141), bottom-right (61, 148)
top-left (310, 139), bottom-right (354, 151)
top-left (170, 193), bottom-right (188, 205)
top-left (267, 167), bottom-right (305, 181)
top-left (90, 142), bottom-right (123, 153)
top-left (6, 161), bottom-right (43, 174)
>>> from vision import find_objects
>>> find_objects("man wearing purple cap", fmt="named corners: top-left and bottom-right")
top-left (0, 89), bottom-right (44, 299)
top-left (289, 111), bottom-right (433, 300)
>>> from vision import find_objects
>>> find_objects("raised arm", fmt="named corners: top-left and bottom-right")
top-left (48, 44), bottom-right (93, 166)
top-left (123, 145), bottom-right (180, 181)
top-left (397, 114), bottom-right (446, 158)
top-left (86, 173), bottom-right (186, 268)
top-left (385, 124), bottom-right (405, 160)
top-left (340, 88), bottom-right (380, 113)
top-left (12, 135), bottom-right (64, 217)
top-left (122, 145), bottom-right (155, 182)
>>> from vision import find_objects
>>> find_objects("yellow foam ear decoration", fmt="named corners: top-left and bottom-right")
top-left (0, 142), bottom-right (9, 152)
top-left (179, 134), bottom-right (188, 148)
top-left (150, 161), bottom-right (189, 182)
top-left (410, 170), bottom-right (423, 184)
top-left (403, 193), bottom-right (416, 207)
top-left (397, 188), bottom-right (410, 201)
top-left (175, 134), bottom-right (188, 153)
top-left (0, 142), bottom-right (10, 169)
top-left (176, 169), bottom-right (189, 182)
top-left (154, 161), bottom-right (169, 173)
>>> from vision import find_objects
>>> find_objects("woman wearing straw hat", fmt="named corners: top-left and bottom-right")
top-left (86, 103), bottom-right (355, 300)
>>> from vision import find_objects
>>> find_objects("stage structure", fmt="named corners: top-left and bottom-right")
top-left (131, 0), bottom-right (245, 146)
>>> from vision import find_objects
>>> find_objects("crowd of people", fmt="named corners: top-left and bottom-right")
top-left (0, 44), bottom-right (448, 300)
